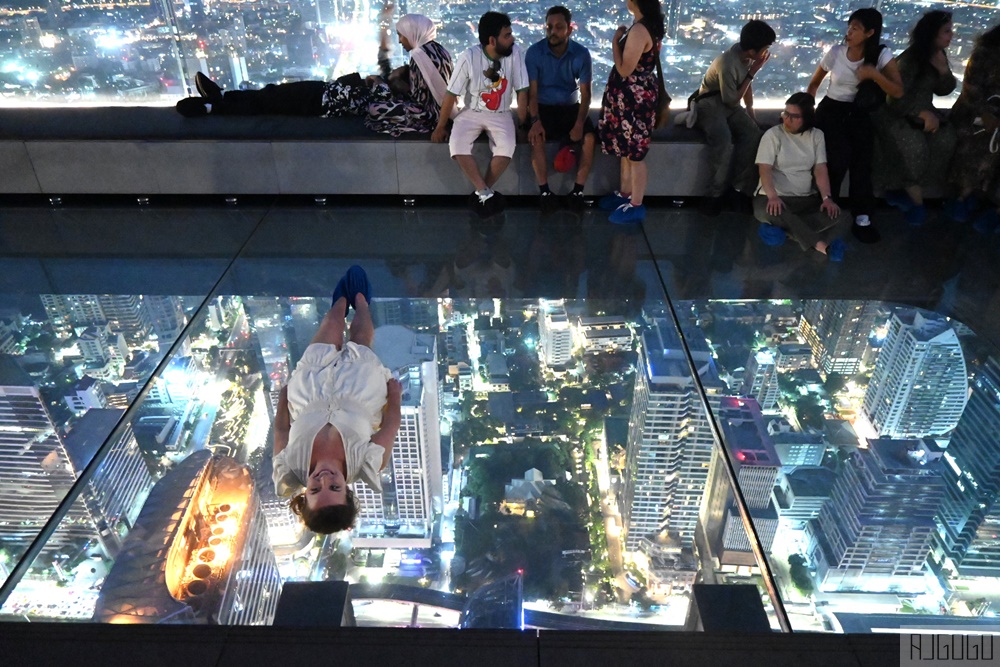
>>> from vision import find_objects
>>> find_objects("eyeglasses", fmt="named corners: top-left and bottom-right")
top-left (781, 111), bottom-right (803, 120)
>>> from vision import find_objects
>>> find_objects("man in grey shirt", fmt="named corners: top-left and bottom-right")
top-left (695, 20), bottom-right (776, 215)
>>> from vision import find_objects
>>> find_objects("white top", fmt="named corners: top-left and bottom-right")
top-left (447, 43), bottom-right (529, 113)
top-left (272, 341), bottom-right (392, 497)
top-left (820, 44), bottom-right (893, 103)
top-left (755, 125), bottom-right (827, 198)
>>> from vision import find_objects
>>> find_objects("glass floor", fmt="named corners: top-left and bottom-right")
top-left (2, 199), bottom-right (1000, 633)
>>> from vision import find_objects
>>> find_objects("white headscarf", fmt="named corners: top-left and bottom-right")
top-left (396, 13), bottom-right (454, 116)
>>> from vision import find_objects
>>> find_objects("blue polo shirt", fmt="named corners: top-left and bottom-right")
top-left (525, 38), bottom-right (593, 106)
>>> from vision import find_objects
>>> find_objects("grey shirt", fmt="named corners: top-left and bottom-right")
top-left (698, 43), bottom-right (751, 108)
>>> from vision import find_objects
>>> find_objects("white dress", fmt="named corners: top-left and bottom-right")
top-left (272, 341), bottom-right (393, 497)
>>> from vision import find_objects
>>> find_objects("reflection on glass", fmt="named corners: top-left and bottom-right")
top-left (0, 293), bottom-right (187, 588)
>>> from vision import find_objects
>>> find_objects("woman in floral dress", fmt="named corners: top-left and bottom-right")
top-left (597, 0), bottom-right (665, 223)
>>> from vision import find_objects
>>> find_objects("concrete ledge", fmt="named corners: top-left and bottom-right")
top-left (0, 107), bottom-right (724, 196)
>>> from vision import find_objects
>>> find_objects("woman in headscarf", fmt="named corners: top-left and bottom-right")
top-left (366, 10), bottom-right (455, 136)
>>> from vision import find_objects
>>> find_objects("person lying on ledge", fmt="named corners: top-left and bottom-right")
top-left (176, 5), bottom-right (453, 137)
top-left (272, 265), bottom-right (402, 534)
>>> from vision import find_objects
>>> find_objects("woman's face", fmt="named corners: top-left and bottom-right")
top-left (626, 0), bottom-right (637, 16)
top-left (846, 19), bottom-right (874, 47)
top-left (306, 466), bottom-right (348, 510)
top-left (782, 104), bottom-right (805, 133)
top-left (936, 21), bottom-right (954, 51)
top-left (398, 34), bottom-right (414, 52)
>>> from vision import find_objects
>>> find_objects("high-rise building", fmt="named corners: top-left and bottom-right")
top-left (621, 317), bottom-right (723, 553)
top-left (41, 294), bottom-right (151, 344)
top-left (810, 438), bottom-right (946, 592)
top-left (799, 300), bottom-right (878, 376)
top-left (0, 356), bottom-right (110, 563)
top-left (538, 299), bottom-right (573, 368)
top-left (936, 357), bottom-right (1000, 576)
top-left (63, 409), bottom-right (154, 551)
top-left (353, 325), bottom-right (442, 548)
top-left (144, 295), bottom-right (187, 352)
top-left (741, 348), bottom-right (779, 411)
top-left (702, 397), bottom-right (781, 566)
top-left (861, 310), bottom-right (967, 439)
top-left (93, 451), bottom-right (282, 624)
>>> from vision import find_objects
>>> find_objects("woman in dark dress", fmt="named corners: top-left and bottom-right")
top-left (876, 10), bottom-right (957, 226)
top-left (948, 24), bottom-right (1000, 231)
top-left (597, 0), bottom-right (665, 224)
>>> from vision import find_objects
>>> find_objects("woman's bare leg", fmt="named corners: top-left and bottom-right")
top-left (310, 297), bottom-right (348, 348)
top-left (349, 295), bottom-right (374, 348)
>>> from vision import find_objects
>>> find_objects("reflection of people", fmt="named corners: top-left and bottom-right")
top-left (526, 6), bottom-right (597, 212)
top-left (176, 6), bottom-right (453, 137)
top-left (427, 216), bottom-right (517, 297)
top-left (596, 0), bottom-right (665, 224)
top-left (272, 266), bottom-right (403, 534)
top-left (807, 8), bottom-right (903, 243)
top-left (877, 11), bottom-right (957, 226)
top-left (754, 92), bottom-right (849, 260)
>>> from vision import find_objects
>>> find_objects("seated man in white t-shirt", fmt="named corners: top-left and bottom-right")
top-left (431, 11), bottom-right (529, 215)
top-left (753, 92), bottom-right (851, 260)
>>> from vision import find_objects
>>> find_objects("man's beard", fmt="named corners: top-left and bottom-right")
top-left (495, 42), bottom-right (514, 57)
top-left (548, 36), bottom-right (565, 48)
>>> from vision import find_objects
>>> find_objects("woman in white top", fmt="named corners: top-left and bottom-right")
top-left (807, 8), bottom-right (903, 244)
top-left (754, 92), bottom-right (851, 259)
top-left (272, 265), bottom-right (402, 534)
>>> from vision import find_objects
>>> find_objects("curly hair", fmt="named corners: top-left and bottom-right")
top-left (289, 487), bottom-right (360, 534)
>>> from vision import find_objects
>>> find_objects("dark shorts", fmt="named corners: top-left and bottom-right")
top-left (538, 103), bottom-right (596, 142)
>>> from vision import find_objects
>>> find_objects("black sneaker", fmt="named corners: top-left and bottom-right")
top-left (486, 191), bottom-right (506, 216)
top-left (539, 190), bottom-right (559, 213)
top-left (851, 219), bottom-right (881, 244)
top-left (195, 72), bottom-right (223, 102)
top-left (176, 97), bottom-right (209, 117)
top-left (567, 190), bottom-right (585, 212)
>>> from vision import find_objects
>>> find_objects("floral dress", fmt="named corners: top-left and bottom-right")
top-left (599, 28), bottom-right (660, 161)
top-left (367, 41), bottom-right (454, 137)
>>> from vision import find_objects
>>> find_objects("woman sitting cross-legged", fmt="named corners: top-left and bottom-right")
top-left (753, 92), bottom-right (851, 260)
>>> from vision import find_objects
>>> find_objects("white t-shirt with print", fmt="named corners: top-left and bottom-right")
top-left (819, 43), bottom-right (893, 103)
top-left (755, 125), bottom-right (827, 198)
top-left (447, 43), bottom-right (529, 113)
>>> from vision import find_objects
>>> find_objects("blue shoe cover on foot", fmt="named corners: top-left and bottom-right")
top-left (758, 223), bottom-right (787, 246)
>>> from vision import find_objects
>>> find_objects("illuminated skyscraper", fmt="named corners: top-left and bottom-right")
top-left (352, 325), bottom-right (441, 548)
top-left (936, 357), bottom-right (1000, 576)
top-left (741, 348), bottom-right (779, 411)
top-left (861, 310), bottom-right (967, 439)
top-left (799, 300), bottom-right (878, 376)
top-left (811, 438), bottom-right (946, 591)
top-left (621, 318), bottom-right (723, 552)
top-left (538, 299), bottom-right (573, 368)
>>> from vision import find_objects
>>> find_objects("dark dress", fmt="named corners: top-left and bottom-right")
top-left (949, 39), bottom-right (1000, 197)
top-left (598, 27), bottom-right (659, 162)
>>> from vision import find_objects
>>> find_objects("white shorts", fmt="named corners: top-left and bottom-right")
top-left (449, 109), bottom-right (517, 159)
top-left (287, 342), bottom-right (391, 430)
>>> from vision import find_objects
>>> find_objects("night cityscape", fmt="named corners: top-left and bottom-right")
top-left (1, 0), bottom-right (998, 105)
top-left (1, 288), bottom-right (999, 632)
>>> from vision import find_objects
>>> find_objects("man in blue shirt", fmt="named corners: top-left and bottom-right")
top-left (525, 6), bottom-right (596, 212)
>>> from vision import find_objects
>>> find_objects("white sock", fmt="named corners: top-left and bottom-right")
top-left (476, 188), bottom-right (493, 202)
top-left (855, 214), bottom-right (870, 226)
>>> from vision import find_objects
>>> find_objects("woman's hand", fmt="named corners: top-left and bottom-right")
top-left (918, 110), bottom-right (940, 133)
top-left (387, 378), bottom-right (403, 404)
top-left (856, 64), bottom-right (877, 81)
top-left (820, 197), bottom-right (840, 219)
top-left (766, 196), bottom-right (785, 216)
